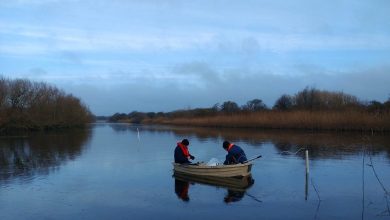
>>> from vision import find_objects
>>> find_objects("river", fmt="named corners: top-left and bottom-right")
top-left (0, 123), bottom-right (389, 220)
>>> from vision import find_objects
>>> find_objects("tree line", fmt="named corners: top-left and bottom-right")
top-left (0, 77), bottom-right (93, 132)
top-left (108, 87), bottom-right (390, 124)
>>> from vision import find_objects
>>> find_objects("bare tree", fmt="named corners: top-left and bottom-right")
top-left (0, 77), bottom-right (92, 131)
top-left (243, 99), bottom-right (267, 111)
top-left (221, 101), bottom-right (240, 113)
top-left (273, 94), bottom-right (294, 110)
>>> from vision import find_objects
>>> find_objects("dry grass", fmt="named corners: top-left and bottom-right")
top-left (145, 110), bottom-right (390, 132)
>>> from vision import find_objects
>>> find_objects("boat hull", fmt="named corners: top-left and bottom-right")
top-left (173, 162), bottom-right (252, 178)
top-left (173, 172), bottom-right (254, 191)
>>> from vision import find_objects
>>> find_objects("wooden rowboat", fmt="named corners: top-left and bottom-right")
top-left (172, 162), bottom-right (252, 178)
top-left (173, 171), bottom-right (254, 191)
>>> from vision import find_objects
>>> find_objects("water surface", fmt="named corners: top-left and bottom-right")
top-left (1, 123), bottom-right (389, 220)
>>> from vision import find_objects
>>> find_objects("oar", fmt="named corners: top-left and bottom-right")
top-left (244, 155), bottom-right (262, 163)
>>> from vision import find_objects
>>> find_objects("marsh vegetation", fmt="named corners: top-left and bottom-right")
top-left (109, 87), bottom-right (390, 132)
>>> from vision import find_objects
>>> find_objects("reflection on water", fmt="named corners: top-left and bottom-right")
top-left (0, 128), bottom-right (91, 183)
top-left (123, 125), bottom-right (390, 160)
top-left (174, 178), bottom-right (190, 202)
top-left (224, 189), bottom-right (245, 203)
top-left (173, 172), bottom-right (255, 203)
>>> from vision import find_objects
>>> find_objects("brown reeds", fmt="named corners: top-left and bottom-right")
top-left (145, 110), bottom-right (390, 132)
top-left (110, 87), bottom-right (390, 132)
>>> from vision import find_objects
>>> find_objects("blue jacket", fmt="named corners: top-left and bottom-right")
top-left (224, 145), bottom-right (247, 165)
top-left (174, 145), bottom-right (191, 164)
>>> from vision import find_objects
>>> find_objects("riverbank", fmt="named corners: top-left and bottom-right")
top-left (142, 110), bottom-right (390, 132)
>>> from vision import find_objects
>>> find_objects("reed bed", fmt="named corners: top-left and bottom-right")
top-left (145, 110), bottom-right (390, 132)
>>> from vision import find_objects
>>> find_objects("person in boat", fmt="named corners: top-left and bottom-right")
top-left (222, 141), bottom-right (247, 165)
top-left (174, 139), bottom-right (195, 164)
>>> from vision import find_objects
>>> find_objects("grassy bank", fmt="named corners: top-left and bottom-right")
top-left (143, 110), bottom-right (390, 132)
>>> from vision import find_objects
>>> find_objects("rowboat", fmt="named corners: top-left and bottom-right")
top-left (172, 162), bottom-right (252, 178)
top-left (173, 171), bottom-right (254, 191)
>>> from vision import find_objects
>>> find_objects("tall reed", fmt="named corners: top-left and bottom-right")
top-left (145, 110), bottom-right (390, 132)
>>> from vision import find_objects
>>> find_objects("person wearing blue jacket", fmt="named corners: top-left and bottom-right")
top-left (222, 141), bottom-right (247, 165)
top-left (174, 139), bottom-right (195, 164)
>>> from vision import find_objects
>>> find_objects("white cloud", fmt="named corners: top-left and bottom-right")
top-left (0, 22), bottom-right (216, 55)
top-left (1, 19), bottom-right (390, 59)
top-left (0, 0), bottom-right (78, 6)
top-left (0, 43), bottom-right (49, 56)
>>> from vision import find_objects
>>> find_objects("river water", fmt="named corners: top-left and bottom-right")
top-left (0, 123), bottom-right (389, 220)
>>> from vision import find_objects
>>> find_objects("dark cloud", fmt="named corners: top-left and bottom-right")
top-left (172, 62), bottom-right (221, 84)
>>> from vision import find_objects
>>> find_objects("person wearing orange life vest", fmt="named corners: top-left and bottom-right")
top-left (174, 139), bottom-right (195, 164)
top-left (222, 141), bottom-right (247, 165)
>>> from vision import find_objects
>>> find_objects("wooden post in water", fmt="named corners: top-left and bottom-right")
top-left (305, 149), bottom-right (309, 200)
top-left (305, 150), bottom-right (310, 175)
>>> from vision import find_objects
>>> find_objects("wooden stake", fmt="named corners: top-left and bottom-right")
top-left (306, 150), bottom-right (310, 175)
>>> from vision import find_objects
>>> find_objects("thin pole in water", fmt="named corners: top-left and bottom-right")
top-left (305, 149), bottom-right (310, 175)
top-left (305, 149), bottom-right (309, 200)
top-left (137, 128), bottom-right (140, 141)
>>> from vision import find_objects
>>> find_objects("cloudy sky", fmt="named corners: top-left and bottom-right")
top-left (1, 0), bottom-right (389, 115)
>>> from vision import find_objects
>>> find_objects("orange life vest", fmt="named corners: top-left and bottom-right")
top-left (227, 143), bottom-right (234, 152)
top-left (227, 143), bottom-right (237, 163)
top-left (177, 142), bottom-right (190, 158)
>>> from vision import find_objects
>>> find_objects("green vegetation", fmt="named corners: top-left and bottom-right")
top-left (0, 77), bottom-right (93, 132)
top-left (109, 87), bottom-right (390, 132)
